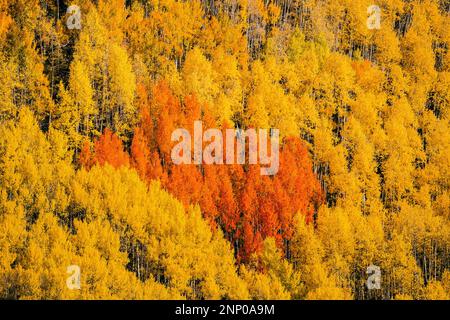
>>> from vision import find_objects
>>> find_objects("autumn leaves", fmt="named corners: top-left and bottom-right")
top-left (170, 121), bottom-right (280, 175)
top-left (79, 83), bottom-right (322, 262)
top-left (0, 0), bottom-right (449, 300)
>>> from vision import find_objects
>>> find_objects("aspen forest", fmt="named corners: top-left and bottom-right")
top-left (0, 0), bottom-right (449, 300)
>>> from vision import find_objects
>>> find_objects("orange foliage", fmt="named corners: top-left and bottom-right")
top-left (79, 140), bottom-right (94, 170)
top-left (80, 128), bottom-right (130, 169)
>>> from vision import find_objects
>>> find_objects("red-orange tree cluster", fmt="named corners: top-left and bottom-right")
top-left (80, 82), bottom-right (323, 261)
